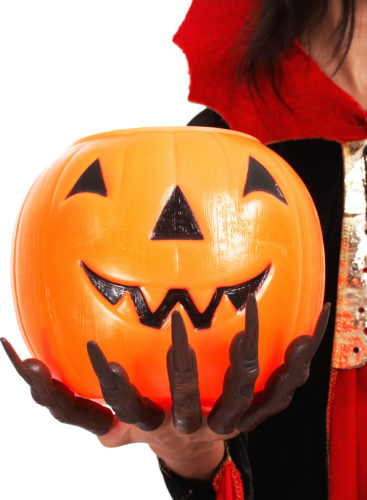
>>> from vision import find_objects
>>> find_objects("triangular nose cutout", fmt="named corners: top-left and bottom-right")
top-left (151, 186), bottom-right (203, 240)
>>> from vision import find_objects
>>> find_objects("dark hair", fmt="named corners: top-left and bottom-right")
top-left (237, 0), bottom-right (356, 99)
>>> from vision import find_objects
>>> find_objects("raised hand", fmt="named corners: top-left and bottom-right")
top-left (1, 294), bottom-right (330, 469)
top-left (0, 337), bottom-right (113, 435)
top-left (90, 294), bottom-right (330, 442)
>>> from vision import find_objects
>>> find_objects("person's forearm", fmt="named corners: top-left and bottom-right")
top-left (161, 440), bottom-right (225, 481)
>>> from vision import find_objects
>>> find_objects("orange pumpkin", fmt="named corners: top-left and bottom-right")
top-left (12, 127), bottom-right (325, 411)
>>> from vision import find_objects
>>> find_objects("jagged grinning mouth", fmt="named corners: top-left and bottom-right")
top-left (81, 261), bottom-right (270, 330)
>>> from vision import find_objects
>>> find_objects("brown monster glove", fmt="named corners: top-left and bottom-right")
top-left (0, 337), bottom-right (114, 435)
top-left (85, 297), bottom-right (260, 436)
top-left (1, 294), bottom-right (330, 438)
top-left (86, 294), bottom-right (330, 435)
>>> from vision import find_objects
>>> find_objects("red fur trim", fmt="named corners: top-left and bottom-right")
top-left (174, 0), bottom-right (367, 143)
top-left (213, 458), bottom-right (244, 500)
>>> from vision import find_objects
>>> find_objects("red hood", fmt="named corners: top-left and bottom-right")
top-left (174, 0), bottom-right (367, 143)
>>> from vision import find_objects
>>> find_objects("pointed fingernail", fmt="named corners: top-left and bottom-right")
top-left (171, 312), bottom-right (192, 372)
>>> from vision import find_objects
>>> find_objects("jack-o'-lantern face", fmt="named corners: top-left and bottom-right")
top-left (12, 127), bottom-right (324, 411)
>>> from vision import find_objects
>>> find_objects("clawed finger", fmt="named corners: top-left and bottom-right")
top-left (1, 337), bottom-right (55, 405)
top-left (1, 337), bottom-right (114, 435)
top-left (167, 311), bottom-right (202, 434)
top-left (208, 294), bottom-right (259, 434)
top-left (238, 303), bottom-right (331, 432)
top-left (243, 293), bottom-right (259, 360)
top-left (1, 337), bottom-right (31, 384)
top-left (87, 341), bottom-right (118, 390)
top-left (87, 341), bottom-right (164, 431)
top-left (171, 311), bottom-right (193, 373)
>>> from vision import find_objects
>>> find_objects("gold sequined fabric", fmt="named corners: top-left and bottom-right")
top-left (333, 140), bottom-right (367, 369)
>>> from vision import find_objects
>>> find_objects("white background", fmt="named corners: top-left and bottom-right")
top-left (0, 1), bottom-right (201, 498)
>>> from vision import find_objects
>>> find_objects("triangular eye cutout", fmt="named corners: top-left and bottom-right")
top-left (243, 157), bottom-right (287, 204)
top-left (66, 159), bottom-right (107, 199)
top-left (151, 186), bottom-right (203, 240)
